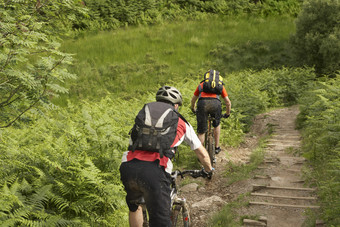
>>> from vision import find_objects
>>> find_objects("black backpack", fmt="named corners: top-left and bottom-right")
top-left (202, 69), bottom-right (224, 95)
top-left (128, 102), bottom-right (180, 159)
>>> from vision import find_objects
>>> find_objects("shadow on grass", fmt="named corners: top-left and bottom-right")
top-left (210, 40), bottom-right (297, 73)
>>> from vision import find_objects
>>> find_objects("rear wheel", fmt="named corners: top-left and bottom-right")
top-left (206, 134), bottom-right (215, 167)
top-left (142, 206), bottom-right (149, 227)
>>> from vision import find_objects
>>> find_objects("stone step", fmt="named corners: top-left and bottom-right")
top-left (249, 201), bottom-right (320, 209)
top-left (243, 218), bottom-right (267, 226)
top-left (252, 184), bottom-right (316, 192)
top-left (251, 193), bottom-right (317, 200)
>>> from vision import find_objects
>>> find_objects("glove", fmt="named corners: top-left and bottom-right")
top-left (222, 113), bottom-right (230, 118)
top-left (201, 168), bottom-right (214, 180)
top-left (190, 170), bottom-right (202, 178)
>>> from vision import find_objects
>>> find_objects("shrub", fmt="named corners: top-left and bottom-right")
top-left (291, 0), bottom-right (340, 76)
top-left (297, 74), bottom-right (340, 225)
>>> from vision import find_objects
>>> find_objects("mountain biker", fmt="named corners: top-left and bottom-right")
top-left (190, 69), bottom-right (231, 154)
top-left (120, 85), bottom-right (214, 227)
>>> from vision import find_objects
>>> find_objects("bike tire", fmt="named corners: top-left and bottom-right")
top-left (206, 136), bottom-right (215, 167)
top-left (142, 206), bottom-right (149, 227)
top-left (171, 205), bottom-right (191, 227)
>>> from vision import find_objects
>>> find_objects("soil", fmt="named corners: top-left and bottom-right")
top-left (178, 105), bottom-right (321, 227)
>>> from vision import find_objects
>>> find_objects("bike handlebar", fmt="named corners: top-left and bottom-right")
top-left (171, 169), bottom-right (211, 179)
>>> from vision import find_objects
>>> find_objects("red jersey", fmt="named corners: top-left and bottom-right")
top-left (193, 82), bottom-right (228, 98)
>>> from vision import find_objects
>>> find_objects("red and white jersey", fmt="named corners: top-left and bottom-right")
top-left (121, 117), bottom-right (201, 174)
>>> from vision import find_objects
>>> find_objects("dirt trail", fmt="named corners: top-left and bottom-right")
top-left (178, 105), bottom-right (320, 227)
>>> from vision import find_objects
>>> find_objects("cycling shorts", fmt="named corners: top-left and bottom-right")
top-left (119, 159), bottom-right (172, 227)
top-left (196, 98), bottom-right (222, 133)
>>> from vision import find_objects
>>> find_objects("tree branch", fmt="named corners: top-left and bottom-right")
top-left (0, 55), bottom-right (66, 128)
top-left (0, 85), bottom-right (22, 107)
top-left (0, 98), bottom-right (40, 128)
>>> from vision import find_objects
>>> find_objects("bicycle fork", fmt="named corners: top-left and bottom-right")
top-left (171, 196), bottom-right (190, 227)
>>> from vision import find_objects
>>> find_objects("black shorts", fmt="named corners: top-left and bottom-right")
top-left (196, 98), bottom-right (222, 133)
top-left (119, 159), bottom-right (172, 227)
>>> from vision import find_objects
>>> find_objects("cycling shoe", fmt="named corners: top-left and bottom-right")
top-left (215, 147), bottom-right (221, 154)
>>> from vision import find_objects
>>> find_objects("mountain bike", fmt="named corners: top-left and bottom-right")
top-left (131, 169), bottom-right (207, 227)
top-left (205, 113), bottom-right (229, 167)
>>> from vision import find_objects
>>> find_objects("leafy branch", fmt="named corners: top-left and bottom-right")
top-left (0, 1), bottom-right (78, 127)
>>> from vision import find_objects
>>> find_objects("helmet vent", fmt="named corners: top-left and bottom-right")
top-left (156, 86), bottom-right (183, 106)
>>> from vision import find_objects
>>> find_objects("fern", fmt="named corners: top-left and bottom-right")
top-left (297, 75), bottom-right (340, 225)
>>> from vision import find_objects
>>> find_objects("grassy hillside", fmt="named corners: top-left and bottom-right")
top-left (59, 15), bottom-right (295, 102)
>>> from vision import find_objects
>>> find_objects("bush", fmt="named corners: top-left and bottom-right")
top-left (73, 0), bottom-right (301, 31)
top-left (223, 67), bottom-right (315, 130)
top-left (291, 0), bottom-right (340, 76)
top-left (297, 74), bottom-right (340, 225)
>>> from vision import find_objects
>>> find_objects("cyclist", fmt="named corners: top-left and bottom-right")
top-left (190, 69), bottom-right (231, 154)
top-left (120, 85), bottom-right (214, 227)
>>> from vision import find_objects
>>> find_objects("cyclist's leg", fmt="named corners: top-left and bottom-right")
top-left (197, 99), bottom-right (208, 144)
top-left (129, 206), bottom-right (143, 227)
top-left (120, 161), bottom-right (144, 226)
top-left (197, 133), bottom-right (205, 145)
top-left (211, 99), bottom-right (222, 150)
top-left (142, 162), bottom-right (172, 227)
top-left (214, 124), bottom-right (221, 148)
top-left (120, 160), bottom-right (171, 227)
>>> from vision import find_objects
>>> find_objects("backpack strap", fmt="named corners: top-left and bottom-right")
top-left (174, 110), bottom-right (189, 126)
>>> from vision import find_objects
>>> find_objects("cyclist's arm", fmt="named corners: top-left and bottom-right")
top-left (223, 96), bottom-right (231, 115)
top-left (194, 145), bottom-right (213, 172)
top-left (180, 120), bottom-right (213, 172)
top-left (190, 95), bottom-right (199, 112)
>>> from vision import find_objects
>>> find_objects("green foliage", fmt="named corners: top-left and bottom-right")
top-left (291, 0), bottom-right (340, 76)
top-left (72, 0), bottom-right (301, 31)
top-left (226, 67), bottom-right (315, 130)
top-left (0, 0), bottom-right (85, 128)
top-left (79, 0), bottom-right (163, 30)
top-left (210, 39), bottom-right (296, 72)
top-left (208, 193), bottom-right (249, 227)
top-left (254, 0), bottom-right (301, 17)
top-left (224, 138), bottom-right (266, 185)
top-left (59, 16), bottom-right (296, 105)
top-left (0, 98), bottom-right (134, 225)
top-left (297, 74), bottom-right (340, 225)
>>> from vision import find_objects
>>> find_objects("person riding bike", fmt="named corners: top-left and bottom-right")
top-left (120, 86), bottom-right (214, 227)
top-left (190, 69), bottom-right (231, 154)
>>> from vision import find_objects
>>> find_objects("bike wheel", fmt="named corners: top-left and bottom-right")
top-left (142, 206), bottom-right (149, 227)
top-left (171, 205), bottom-right (190, 227)
top-left (206, 135), bottom-right (215, 167)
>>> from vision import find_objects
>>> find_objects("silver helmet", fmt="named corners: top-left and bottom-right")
top-left (156, 86), bottom-right (183, 106)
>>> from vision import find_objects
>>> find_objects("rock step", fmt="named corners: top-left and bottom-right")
top-left (250, 192), bottom-right (318, 206)
top-left (251, 193), bottom-right (317, 200)
top-left (248, 201), bottom-right (320, 209)
top-left (252, 184), bottom-right (316, 192)
top-left (243, 217), bottom-right (267, 226)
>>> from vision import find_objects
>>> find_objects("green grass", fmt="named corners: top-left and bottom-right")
top-left (207, 193), bottom-right (250, 227)
top-left (224, 137), bottom-right (267, 185)
top-left (59, 15), bottom-right (295, 103)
